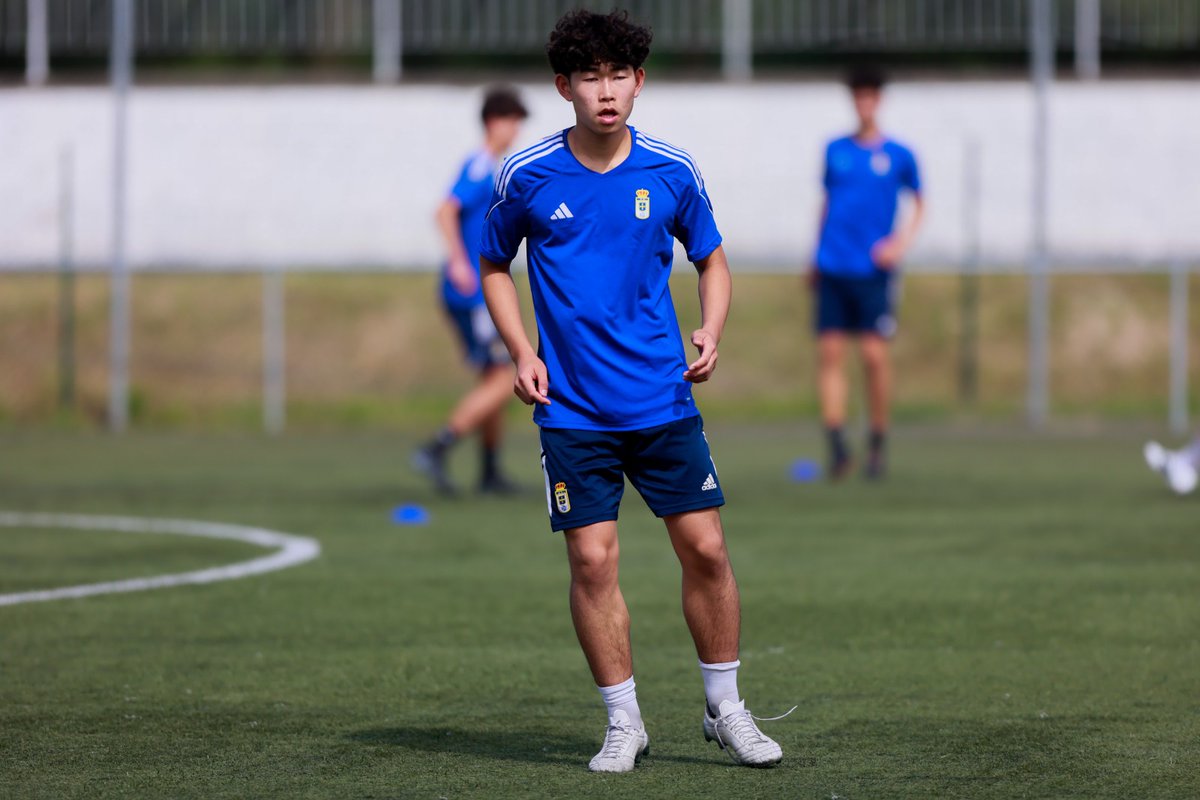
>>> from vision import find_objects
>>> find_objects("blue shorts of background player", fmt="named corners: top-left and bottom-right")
top-left (445, 302), bottom-right (512, 371)
top-left (540, 416), bottom-right (724, 532)
top-left (814, 269), bottom-right (899, 340)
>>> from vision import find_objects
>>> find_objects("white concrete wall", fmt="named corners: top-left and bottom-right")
top-left (2, 81), bottom-right (1197, 271)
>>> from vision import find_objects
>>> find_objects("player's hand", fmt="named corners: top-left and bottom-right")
top-left (447, 253), bottom-right (478, 295)
top-left (514, 354), bottom-right (551, 405)
top-left (683, 329), bottom-right (719, 383)
top-left (871, 237), bottom-right (906, 269)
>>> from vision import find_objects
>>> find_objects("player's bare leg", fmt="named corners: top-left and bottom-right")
top-left (477, 405), bottom-right (518, 493)
top-left (663, 508), bottom-right (739, 663)
top-left (860, 334), bottom-right (891, 479)
top-left (564, 520), bottom-right (633, 686)
top-left (565, 521), bottom-right (650, 772)
top-left (665, 508), bottom-right (783, 766)
top-left (414, 365), bottom-right (512, 494)
top-left (818, 332), bottom-right (853, 479)
top-left (447, 364), bottom-right (512, 437)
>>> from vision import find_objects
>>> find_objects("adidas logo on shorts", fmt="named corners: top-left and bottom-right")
top-left (701, 473), bottom-right (718, 492)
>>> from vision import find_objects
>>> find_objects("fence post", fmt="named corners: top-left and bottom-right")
top-left (263, 269), bottom-right (287, 435)
top-left (108, 0), bottom-right (133, 432)
top-left (1169, 259), bottom-right (1190, 435)
top-left (58, 145), bottom-right (76, 410)
top-left (722, 0), bottom-right (752, 81)
top-left (1027, 0), bottom-right (1053, 428)
top-left (373, 0), bottom-right (402, 83)
top-left (1074, 0), bottom-right (1101, 81)
top-left (26, 0), bottom-right (49, 86)
top-left (959, 136), bottom-right (982, 408)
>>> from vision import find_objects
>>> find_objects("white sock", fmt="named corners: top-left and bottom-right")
top-left (597, 675), bottom-right (643, 730)
top-left (699, 658), bottom-right (741, 713)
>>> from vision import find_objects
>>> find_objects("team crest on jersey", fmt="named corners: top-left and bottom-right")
top-left (554, 481), bottom-right (571, 513)
top-left (634, 188), bottom-right (651, 220)
top-left (870, 151), bottom-right (891, 176)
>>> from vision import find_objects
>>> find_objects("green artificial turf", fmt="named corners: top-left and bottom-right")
top-left (1, 426), bottom-right (1197, 798)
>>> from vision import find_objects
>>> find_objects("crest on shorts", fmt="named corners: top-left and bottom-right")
top-left (554, 481), bottom-right (571, 514)
top-left (634, 188), bottom-right (650, 220)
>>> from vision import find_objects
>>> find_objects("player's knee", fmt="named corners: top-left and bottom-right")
top-left (680, 532), bottom-right (730, 577)
top-left (568, 540), bottom-right (619, 586)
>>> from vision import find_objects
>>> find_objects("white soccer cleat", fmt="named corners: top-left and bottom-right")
top-left (1144, 441), bottom-right (1169, 473)
top-left (587, 709), bottom-right (649, 773)
top-left (703, 699), bottom-right (784, 767)
top-left (1165, 453), bottom-right (1199, 495)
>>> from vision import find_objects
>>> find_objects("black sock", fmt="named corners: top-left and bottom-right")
top-left (869, 429), bottom-right (887, 455)
top-left (428, 426), bottom-right (457, 456)
top-left (481, 445), bottom-right (499, 482)
top-left (827, 426), bottom-right (848, 463)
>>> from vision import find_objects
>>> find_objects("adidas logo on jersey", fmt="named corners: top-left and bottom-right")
top-left (701, 473), bottom-right (718, 492)
top-left (549, 202), bottom-right (574, 221)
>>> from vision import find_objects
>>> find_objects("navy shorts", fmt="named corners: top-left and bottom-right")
top-left (445, 303), bottom-right (511, 371)
top-left (815, 271), bottom-right (899, 338)
top-left (539, 415), bottom-right (725, 532)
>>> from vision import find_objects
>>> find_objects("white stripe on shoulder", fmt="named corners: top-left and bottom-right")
top-left (638, 131), bottom-right (699, 165)
top-left (637, 138), bottom-right (704, 192)
top-left (497, 141), bottom-right (563, 197)
top-left (495, 134), bottom-right (563, 192)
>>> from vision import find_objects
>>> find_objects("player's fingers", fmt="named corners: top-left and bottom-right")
top-left (532, 363), bottom-right (551, 405)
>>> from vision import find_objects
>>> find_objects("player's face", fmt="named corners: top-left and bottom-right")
top-left (556, 62), bottom-right (645, 136)
top-left (485, 115), bottom-right (524, 153)
top-left (852, 86), bottom-right (882, 128)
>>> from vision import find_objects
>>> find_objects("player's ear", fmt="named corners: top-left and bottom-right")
top-left (633, 67), bottom-right (646, 98)
top-left (554, 73), bottom-right (573, 102)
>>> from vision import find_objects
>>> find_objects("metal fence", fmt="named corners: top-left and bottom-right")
top-left (3, 0), bottom-right (1199, 60)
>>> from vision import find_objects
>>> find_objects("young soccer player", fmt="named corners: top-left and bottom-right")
top-left (1144, 437), bottom-right (1200, 495)
top-left (479, 9), bottom-right (784, 773)
top-left (412, 87), bottom-right (528, 495)
top-left (811, 66), bottom-right (925, 480)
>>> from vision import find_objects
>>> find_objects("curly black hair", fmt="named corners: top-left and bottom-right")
top-left (545, 8), bottom-right (653, 77)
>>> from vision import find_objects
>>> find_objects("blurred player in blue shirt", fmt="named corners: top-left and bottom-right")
top-left (412, 87), bottom-right (528, 495)
top-left (812, 66), bottom-right (925, 480)
top-left (480, 8), bottom-right (783, 774)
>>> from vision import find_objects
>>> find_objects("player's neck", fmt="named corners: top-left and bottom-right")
top-left (567, 124), bottom-right (632, 174)
top-left (854, 123), bottom-right (883, 145)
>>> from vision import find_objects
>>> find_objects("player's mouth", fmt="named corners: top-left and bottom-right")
top-left (597, 108), bottom-right (620, 125)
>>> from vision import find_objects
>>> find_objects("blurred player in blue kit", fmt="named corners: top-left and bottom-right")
top-left (479, 8), bottom-right (785, 774)
top-left (412, 87), bottom-right (528, 495)
top-left (812, 66), bottom-right (925, 480)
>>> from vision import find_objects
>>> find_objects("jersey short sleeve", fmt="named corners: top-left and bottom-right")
top-left (899, 147), bottom-right (922, 193)
top-left (479, 172), bottom-right (529, 263)
top-left (673, 179), bottom-right (722, 263)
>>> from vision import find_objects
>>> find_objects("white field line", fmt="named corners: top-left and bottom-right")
top-left (0, 512), bottom-right (321, 607)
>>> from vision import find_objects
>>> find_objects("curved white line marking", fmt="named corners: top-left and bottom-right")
top-left (0, 512), bottom-right (321, 607)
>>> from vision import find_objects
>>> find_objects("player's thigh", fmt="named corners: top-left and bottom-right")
top-left (663, 507), bottom-right (730, 570)
top-left (562, 520), bottom-right (621, 578)
top-left (539, 427), bottom-right (625, 533)
top-left (624, 416), bottom-right (725, 520)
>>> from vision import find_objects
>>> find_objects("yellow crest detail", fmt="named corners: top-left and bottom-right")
top-left (634, 188), bottom-right (651, 220)
top-left (554, 481), bottom-right (571, 513)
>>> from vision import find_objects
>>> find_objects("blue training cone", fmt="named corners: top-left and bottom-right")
top-left (789, 458), bottom-right (821, 483)
top-left (391, 504), bottom-right (430, 526)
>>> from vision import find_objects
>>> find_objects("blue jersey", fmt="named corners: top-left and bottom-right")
top-left (816, 135), bottom-right (921, 278)
top-left (480, 127), bottom-right (723, 432)
top-left (442, 150), bottom-right (499, 310)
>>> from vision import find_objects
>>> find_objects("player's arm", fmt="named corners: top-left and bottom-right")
top-left (480, 256), bottom-right (550, 405)
top-left (434, 197), bottom-right (477, 294)
top-left (872, 192), bottom-right (926, 269)
top-left (809, 194), bottom-right (828, 289)
top-left (684, 245), bottom-right (732, 384)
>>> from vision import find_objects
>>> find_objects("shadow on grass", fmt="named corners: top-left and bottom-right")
top-left (347, 726), bottom-right (717, 767)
